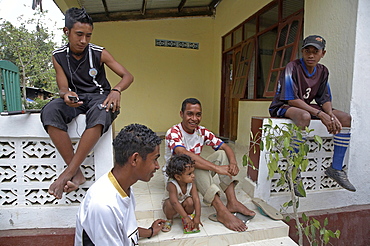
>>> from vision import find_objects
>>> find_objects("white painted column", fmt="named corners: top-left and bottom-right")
top-left (348, 0), bottom-right (370, 200)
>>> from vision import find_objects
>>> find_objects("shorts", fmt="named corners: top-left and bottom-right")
top-left (276, 104), bottom-right (322, 119)
top-left (40, 92), bottom-right (119, 135)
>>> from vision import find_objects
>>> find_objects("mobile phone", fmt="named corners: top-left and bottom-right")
top-left (97, 104), bottom-right (114, 110)
top-left (68, 96), bottom-right (79, 103)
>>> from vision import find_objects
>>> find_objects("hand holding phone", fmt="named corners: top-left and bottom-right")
top-left (68, 95), bottom-right (79, 103)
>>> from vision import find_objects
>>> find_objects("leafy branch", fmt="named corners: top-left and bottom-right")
top-left (243, 119), bottom-right (339, 245)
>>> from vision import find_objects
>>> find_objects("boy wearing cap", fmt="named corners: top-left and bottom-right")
top-left (269, 35), bottom-right (356, 192)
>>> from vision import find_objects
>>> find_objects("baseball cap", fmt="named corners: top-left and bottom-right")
top-left (302, 35), bottom-right (326, 50)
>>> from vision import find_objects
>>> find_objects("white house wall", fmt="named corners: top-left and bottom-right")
top-left (304, 0), bottom-right (358, 113)
top-left (349, 0), bottom-right (370, 206)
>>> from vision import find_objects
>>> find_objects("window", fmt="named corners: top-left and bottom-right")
top-left (232, 39), bottom-right (255, 99)
top-left (222, 0), bottom-right (304, 100)
top-left (264, 14), bottom-right (303, 97)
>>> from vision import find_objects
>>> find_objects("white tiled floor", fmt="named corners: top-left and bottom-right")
top-left (133, 141), bottom-right (293, 245)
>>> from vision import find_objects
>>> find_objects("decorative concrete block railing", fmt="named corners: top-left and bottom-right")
top-left (0, 113), bottom-right (113, 230)
top-left (243, 117), bottom-right (348, 211)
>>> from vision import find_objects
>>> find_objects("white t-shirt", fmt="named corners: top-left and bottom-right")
top-left (75, 171), bottom-right (139, 246)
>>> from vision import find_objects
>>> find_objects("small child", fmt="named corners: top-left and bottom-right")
top-left (162, 154), bottom-right (202, 233)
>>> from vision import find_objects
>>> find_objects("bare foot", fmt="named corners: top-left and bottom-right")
top-left (64, 168), bottom-right (86, 193)
top-left (216, 210), bottom-right (247, 232)
top-left (48, 173), bottom-right (71, 199)
top-left (226, 201), bottom-right (256, 217)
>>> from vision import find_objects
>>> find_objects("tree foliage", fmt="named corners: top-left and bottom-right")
top-left (0, 10), bottom-right (59, 96)
top-left (244, 120), bottom-right (339, 246)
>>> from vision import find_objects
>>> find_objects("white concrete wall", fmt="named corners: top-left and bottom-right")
top-left (0, 114), bottom-right (114, 229)
top-left (301, 0), bottom-right (370, 209)
top-left (304, 0), bottom-right (358, 113)
top-left (348, 0), bottom-right (370, 205)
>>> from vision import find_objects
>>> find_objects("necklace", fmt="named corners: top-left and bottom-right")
top-left (70, 50), bottom-right (85, 57)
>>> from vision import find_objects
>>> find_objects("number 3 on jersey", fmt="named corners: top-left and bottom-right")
top-left (303, 87), bottom-right (311, 99)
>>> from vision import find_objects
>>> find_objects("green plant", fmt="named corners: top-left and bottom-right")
top-left (285, 213), bottom-right (340, 246)
top-left (25, 97), bottom-right (51, 110)
top-left (243, 119), bottom-right (339, 246)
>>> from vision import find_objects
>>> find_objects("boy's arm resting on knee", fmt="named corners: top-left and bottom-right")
top-left (288, 99), bottom-right (319, 116)
top-left (320, 101), bottom-right (342, 134)
top-left (219, 143), bottom-right (239, 176)
top-left (174, 147), bottom-right (230, 177)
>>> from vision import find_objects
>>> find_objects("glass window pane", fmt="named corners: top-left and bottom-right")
top-left (287, 20), bottom-right (299, 44)
top-left (241, 44), bottom-right (248, 62)
top-left (235, 50), bottom-right (241, 70)
top-left (247, 55), bottom-right (255, 99)
top-left (268, 71), bottom-right (279, 92)
top-left (233, 78), bottom-right (242, 95)
top-left (224, 34), bottom-right (232, 50)
top-left (246, 42), bottom-right (254, 59)
top-left (257, 28), bottom-right (277, 98)
top-left (278, 25), bottom-right (288, 47)
top-left (283, 0), bottom-right (304, 19)
top-left (233, 27), bottom-right (243, 45)
top-left (259, 4), bottom-right (278, 31)
top-left (238, 63), bottom-right (244, 77)
top-left (273, 50), bottom-right (283, 68)
top-left (244, 18), bottom-right (256, 40)
top-left (283, 46), bottom-right (293, 66)
top-left (242, 61), bottom-right (248, 76)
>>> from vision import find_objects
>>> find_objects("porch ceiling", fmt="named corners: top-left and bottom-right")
top-left (71, 0), bottom-right (223, 22)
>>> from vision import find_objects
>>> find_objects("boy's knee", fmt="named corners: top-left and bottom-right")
top-left (301, 112), bottom-right (311, 124)
top-left (342, 114), bottom-right (352, 127)
top-left (286, 107), bottom-right (311, 128)
top-left (293, 111), bottom-right (311, 128)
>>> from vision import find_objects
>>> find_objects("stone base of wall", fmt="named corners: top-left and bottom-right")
top-left (285, 204), bottom-right (370, 246)
top-left (0, 228), bottom-right (75, 246)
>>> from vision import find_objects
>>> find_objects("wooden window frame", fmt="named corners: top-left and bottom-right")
top-left (263, 13), bottom-right (303, 97)
top-left (221, 0), bottom-right (304, 100)
top-left (232, 39), bottom-right (255, 98)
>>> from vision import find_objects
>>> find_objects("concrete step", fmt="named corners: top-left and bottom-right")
top-left (132, 168), bottom-right (295, 246)
top-left (136, 205), bottom-right (291, 246)
top-left (231, 236), bottom-right (298, 246)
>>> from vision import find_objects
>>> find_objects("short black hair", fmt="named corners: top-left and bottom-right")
top-left (165, 154), bottom-right (195, 179)
top-left (65, 7), bottom-right (93, 30)
top-left (181, 98), bottom-right (201, 112)
top-left (113, 124), bottom-right (162, 166)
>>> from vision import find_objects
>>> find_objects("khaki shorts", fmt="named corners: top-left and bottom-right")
top-left (194, 150), bottom-right (239, 206)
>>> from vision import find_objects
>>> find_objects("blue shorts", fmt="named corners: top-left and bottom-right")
top-left (276, 104), bottom-right (322, 119)
top-left (40, 93), bottom-right (119, 135)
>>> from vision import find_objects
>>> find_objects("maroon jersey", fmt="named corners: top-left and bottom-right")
top-left (269, 58), bottom-right (332, 117)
